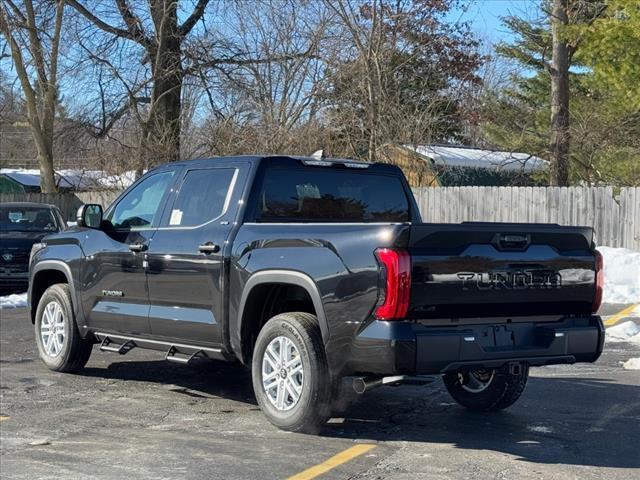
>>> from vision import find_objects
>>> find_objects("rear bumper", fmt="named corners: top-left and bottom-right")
top-left (347, 315), bottom-right (604, 375)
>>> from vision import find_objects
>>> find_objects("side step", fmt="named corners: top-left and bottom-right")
top-left (93, 332), bottom-right (226, 362)
top-left (165, 346), bottom-right (205, 365)
top-left (100, 336), bottom-right (136, 355)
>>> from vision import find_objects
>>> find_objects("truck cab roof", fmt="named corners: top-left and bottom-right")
top-left (154, 155), bottom-right (399, 174)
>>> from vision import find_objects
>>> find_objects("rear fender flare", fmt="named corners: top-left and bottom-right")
top-left (237, 270), bottom-right (329, 354)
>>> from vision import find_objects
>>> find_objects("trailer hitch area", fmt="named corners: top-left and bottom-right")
top-left (508, 361), bottom-right (523, 376)
top-left (352, 375), bottom-right (438, 394)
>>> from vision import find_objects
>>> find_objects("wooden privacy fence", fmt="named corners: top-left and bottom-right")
top-left (413, 186), bottom-right (640, 250)
top-left (0, 191), bottom-right (122, 221)
top-left (1, 187), bottom-right (639, 250)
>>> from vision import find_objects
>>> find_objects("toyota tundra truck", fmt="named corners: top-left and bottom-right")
top-left (28, 155), bottom-right (604, 433)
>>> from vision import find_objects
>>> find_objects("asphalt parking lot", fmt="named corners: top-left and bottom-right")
top-left (1, 305), bottom-right (639, 480)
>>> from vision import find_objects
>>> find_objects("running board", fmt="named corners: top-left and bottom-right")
top-left (165, 346), bottom-right (206, 365)
top-left (100, 336), bottom-right (136, 354)
top-left (94, 332), bottom-right (227, 362)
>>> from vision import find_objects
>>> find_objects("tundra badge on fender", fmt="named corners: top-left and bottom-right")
top-left (101, 290), bottom-right (124, 297)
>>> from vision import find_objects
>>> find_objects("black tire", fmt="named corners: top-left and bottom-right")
top-left (443, 363), bottom-right (529, 411)
top-left (251, 312), bottom-right (332, 434)
top-left (34, 283), bottom-right (93, 373)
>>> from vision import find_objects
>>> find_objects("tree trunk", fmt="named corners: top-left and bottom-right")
top-left (37, 151), bottom-right (58, 193)
top-left (549, 0), bottom-right (570, 186)
top-left (143, 0), bottom-right (183, 169)
top-left (26, 106), bottom-right (58, 193)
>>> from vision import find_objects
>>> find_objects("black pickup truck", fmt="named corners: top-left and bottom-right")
top-left (28, 155), bottom-right (604, 433)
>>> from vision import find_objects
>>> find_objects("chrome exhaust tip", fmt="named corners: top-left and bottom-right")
top-left (352, 375), bottom-right (407, 394)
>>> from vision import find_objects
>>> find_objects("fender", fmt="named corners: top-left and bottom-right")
top-left (29, 260), bottom-right (79, 322)
top-left (236, 270), bottom-right (329, 357)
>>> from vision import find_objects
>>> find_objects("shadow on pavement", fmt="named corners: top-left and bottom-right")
top-left (79, 358), bottom-right (639, 469)
top-left (82, 358), bottom-right (257, 405)
top-left (326, 376), bottom-right (640, 469)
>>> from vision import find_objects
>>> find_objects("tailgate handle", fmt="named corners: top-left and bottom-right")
top-left (498, 234), bottom-right (530, 249)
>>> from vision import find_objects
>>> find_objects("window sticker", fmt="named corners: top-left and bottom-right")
top-left (296, 183), bottom-right (321, 199)
top-left (169, 209), bottom-right (183, 225)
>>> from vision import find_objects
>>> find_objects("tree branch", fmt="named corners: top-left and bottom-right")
top-left (179, 0), bottom-right (209, 37)
top-left (185, 49), bottom-right (316, 76)
top-left (114, 0), bottom-right (148, 45)
top-left (66, 0), bottom-right (145, 45)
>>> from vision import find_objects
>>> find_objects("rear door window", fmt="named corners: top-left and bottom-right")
top-left (256, 167), bottom-right (410, 222)
top-left (166, 168), bottom-right (236, 227)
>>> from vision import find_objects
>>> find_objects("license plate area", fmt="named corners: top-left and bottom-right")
top-left (477, 325), bottom-right (516, 350)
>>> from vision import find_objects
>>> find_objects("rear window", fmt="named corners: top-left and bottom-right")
top-left (256, 167), bottom-right (410, 222)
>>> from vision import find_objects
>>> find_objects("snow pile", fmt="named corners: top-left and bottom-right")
top-left (606, 320), bottom-right (640, 345)
top-left (409, 145), bottom-right (548, 172)
top-left (1, 168), bottom-right (136, 190)
top-left (597, 247), bottom-right (640, 304)
top-left (0, 293), bottom-right (28, 309)
top-left (622, 358), bottom-right (640, 370)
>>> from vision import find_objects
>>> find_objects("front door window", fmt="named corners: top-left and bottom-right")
top-left (106, 172), bottom-right (174, 230)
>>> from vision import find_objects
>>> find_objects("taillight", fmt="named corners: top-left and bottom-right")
top-left (592, 250), bottom-right (604, 313)
top-left (374, 248), bottom-right (411, 320)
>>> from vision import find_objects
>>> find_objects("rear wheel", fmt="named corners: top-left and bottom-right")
top-left (252, 312), bottom-right (332, 433)
top-left (443, 363), bottom-right (529, 411)
top-left (35, 284), bottom-right (93, 373)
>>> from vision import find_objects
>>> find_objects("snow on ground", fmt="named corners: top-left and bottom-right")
top-left (606, 321), bottom-right (640, 345)
top-left (597, 246), bottom-right (640, 304)
top-left (0, 293), bottom-right (28, 310)
top-left (622, 358), bottom-right (640, 370)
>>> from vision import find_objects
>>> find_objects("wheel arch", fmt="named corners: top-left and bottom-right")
top-left (236, 270), bottom-right (328, 363)
top-left (30, 261), bottom-right (76, 324)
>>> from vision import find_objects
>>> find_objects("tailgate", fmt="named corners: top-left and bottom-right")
top-left (409, 222), bottom-right (597, 320)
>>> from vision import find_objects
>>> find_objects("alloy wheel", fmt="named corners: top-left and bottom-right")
top-left (262, 336), bottom-right (304, 411)
top-left (40, 300), bottom-right (65, 357)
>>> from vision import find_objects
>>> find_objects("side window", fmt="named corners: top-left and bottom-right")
top-left (106, 171), bottom-right (174, 230)
top-left (167, 168), bottom-right (235, 227)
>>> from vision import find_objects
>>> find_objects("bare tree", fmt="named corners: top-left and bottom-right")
top-left (66, 0), bottom-right (210, 171)
top-left (195, 0), bottom-right (328, 154)
top-left (324, 0), bottom-right (483, 161)
top-left (0, 0), bottom-right (64, 192)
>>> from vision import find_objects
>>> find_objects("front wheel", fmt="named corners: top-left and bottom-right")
top-left (443, 364), bottom-right (529, 411)
top-left (251, 312), bottom-right (332, 434)
top-left (34, 284), bottom-right (93, 373)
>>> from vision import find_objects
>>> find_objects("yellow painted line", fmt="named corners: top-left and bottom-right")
top-left (604, 304), bottom-right (638, 327)
top-left (0, 415), bottom-right (9, 422)
top-left (287, 444), bottom-right (376, 480)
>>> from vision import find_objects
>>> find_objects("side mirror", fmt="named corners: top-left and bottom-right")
top-left (77, 204), bottom-right (103, 229)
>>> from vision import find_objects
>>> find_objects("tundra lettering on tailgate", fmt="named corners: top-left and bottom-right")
top-left (457, 271), bottom-right (562, 290)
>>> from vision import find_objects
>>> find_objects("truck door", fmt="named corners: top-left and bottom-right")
top-left (145, 163), bottom-right (246, 346)
top-left (82, 170), bottom-right (177, 335)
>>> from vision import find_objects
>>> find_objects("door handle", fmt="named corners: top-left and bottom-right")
top-left (129, 242), bottom-right (147, 252)
top-left (198, 242), bottom-right (220, 254)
